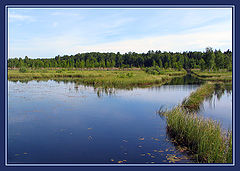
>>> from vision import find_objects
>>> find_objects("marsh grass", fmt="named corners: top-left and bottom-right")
top-left (159, 107), bottom-right (232, 163)
top-left (8, 69), bottom-right (185, 88)
top-left (181, 83), bottom-right (216, 112)
top-left (191, 69), bottom-right (232, 82)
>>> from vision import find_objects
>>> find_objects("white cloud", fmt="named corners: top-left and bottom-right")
top-left (9, 13), bottom-right (35, 22)
top-left (9, 27), bottom-right (231, 58)
top-left (69, 29), bottom-right (231, 54)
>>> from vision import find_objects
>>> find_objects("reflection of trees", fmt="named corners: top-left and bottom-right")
top-left (183, 83), bottom-right (232, 113)
top-left (205, 83), bottom-right (232, 101)
top-left (165, 74), bottom-right (204, 85)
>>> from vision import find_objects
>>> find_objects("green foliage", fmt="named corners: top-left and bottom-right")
top-left (7, 48), bottom-right (232, 71)
top-left (19, 67), bottom-right (27, 73)
top-left (158, 83), bottom-right (232, 163)
top-left (8, 70), bottom-right (181, 89)
top-left (182, 83), bottom-right (215, 111)
top-left (145, 66), bottom-right (164, 75)
top-left (117, 72), bottom-right (134, 78)
top-left (161, 106), bottom-right (232, 163)
top-left (56, 69), bottom-right (66, 73)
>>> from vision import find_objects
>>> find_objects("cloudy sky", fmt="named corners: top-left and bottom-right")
top-left (8, 8), bottom-right (232, 58)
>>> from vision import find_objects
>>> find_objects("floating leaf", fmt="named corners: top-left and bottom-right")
top-left (15, 154), bottom-right (20, 156)
top-left (139, 137), bottom-right (144, 141)
top-left (158, 150), bottom-right (164, 153)
top-left (110, 158), bottom-right (114, 162)
top-left (88, 128), bottom-right (92, 130)
top-left (118, 161), bottom-right (123, 163)
top-left (147, 153), bottom-right (151, 156)
top-left (153, 150), bottom-right (157, 152)
top-left (23, 152), bottom-right (28, 155)
top-left (123, 160), bottom-right (127, 162)
top-left (140, 154), bottom-right (145, 156)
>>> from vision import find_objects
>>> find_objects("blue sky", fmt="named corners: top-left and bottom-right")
top-left (8, 8), bottom-right (232, 58)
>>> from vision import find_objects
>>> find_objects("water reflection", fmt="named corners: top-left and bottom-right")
top-left (8, 80), bottom-right (198, 164)
top-left (165, 74), bottom-right (204, 85)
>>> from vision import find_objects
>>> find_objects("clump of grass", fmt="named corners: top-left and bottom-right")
top-left (145, 67), bottom-right (186, 76)
top-left (145, 66), bottom-right (165, 75)
top-left (160, 107), bottom-right (232, 163)
top-left (19, 67), bottom-right (27, 73)
top-left (182, 83), bottom-right (215, 111)
top-left (117, 72), bottom-right (134, 78)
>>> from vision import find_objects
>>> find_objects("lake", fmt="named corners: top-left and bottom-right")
top-left (7, 77), bottom-right (232, 164)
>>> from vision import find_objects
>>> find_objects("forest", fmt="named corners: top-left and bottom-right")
top-left (8, 47), bottom-right (232, 71)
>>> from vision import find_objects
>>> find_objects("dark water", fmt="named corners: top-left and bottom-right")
top-left (7, 77), bottom-right (232, 164)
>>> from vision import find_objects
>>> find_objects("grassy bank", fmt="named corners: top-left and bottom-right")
top-left (8, 68), bottom-right (186, 88)
top-left (182, 82), bottom-right (232, 112)
top-left (161, 107), bottom-right (232, 163)
top-left (158, 83), bottom-right (232, 163)
top-left (182, 83), bottom-right (216, 111)
top-left (191, 69), bottom-right (232, 82)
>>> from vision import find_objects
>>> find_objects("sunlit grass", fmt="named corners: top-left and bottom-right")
top-left (191, 69), bottom-right (232, 82)
top-left (8, 69), bottom-right (186, 88)
top-left (181, 83), bottom-right (216, 111)
top-left (159, 106), bottom-right (232, 163)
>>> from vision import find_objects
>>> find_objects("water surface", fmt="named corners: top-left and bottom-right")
top-left (8, 78), bottom-right (232, 164)
top-left (8, 80), bottom-right (198, 164)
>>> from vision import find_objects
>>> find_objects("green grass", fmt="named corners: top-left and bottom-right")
top-left (191, 69), bottom-right (232, 82)
top-left (8, 68), bottom-right (186, 88)
top-left (159, 106), bottom-right (232, 163)
top-left (158, 83), bottom-right (233, 163)
top-left (182, 83), bottom-right (216, 111)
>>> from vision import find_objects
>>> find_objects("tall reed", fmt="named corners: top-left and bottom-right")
top-left (160, 106), bottom-right (232, 163)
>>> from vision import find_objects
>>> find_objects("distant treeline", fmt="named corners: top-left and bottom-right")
top-left (8, 47), bottom-right (232, 71)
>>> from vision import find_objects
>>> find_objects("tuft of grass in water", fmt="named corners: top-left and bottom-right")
top-left (182, 83), bottom-right (215, 112)
top-left (159, 106), bottom-right (232, 163)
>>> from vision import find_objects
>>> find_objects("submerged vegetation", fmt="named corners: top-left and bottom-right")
top-left (158, 83), bottom-right (233, 163)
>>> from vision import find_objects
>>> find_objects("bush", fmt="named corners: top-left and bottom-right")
top-left (117, 72), bottom-right (134, 78)
top-left (145, 66), bottom-right (163, 75)
top-left (19, 67), bottom-right (27, 73)
top-left (126, 72), bottom-right (133, 77)
top-left (56, 69), bottom-right (65, 73)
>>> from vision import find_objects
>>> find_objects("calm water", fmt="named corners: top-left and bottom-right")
top-left (201, 90), bottom-right (232, 130)
top-left (7, 78), bottom-right (232, 164)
